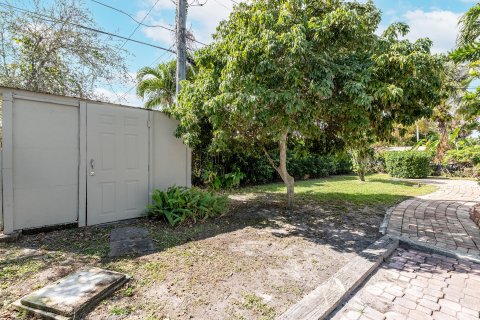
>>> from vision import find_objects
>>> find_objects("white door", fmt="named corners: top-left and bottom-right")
top-left (86, 103), bottom-right (149, 225)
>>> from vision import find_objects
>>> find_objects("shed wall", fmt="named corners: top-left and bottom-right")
top-left (12, 98), bottom-right (79, 230)
top-left (0, 89), bottom-right (191, 234)
top-left (151, 111), bottom-right (191, 190)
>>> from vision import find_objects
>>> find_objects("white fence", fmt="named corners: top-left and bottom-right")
top-left (0, 88), bottom-right (191, 234)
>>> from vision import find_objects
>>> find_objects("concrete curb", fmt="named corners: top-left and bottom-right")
top-left (277, 235), bottom-right (398, 320)
top-left (379, 206), bottom-right (395, 235)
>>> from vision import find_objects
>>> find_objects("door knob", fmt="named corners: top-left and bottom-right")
top-left (90, 159), bottom-right (95, 176)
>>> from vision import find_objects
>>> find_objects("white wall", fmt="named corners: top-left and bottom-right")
top-left (0, 88), bottom-right (191, 234)
top-left (12, 97), bottom-right (79, 230)
top-left (151, 111), bottom-right (191, 190)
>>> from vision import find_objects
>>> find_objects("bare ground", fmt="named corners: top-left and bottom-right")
top-left (0, 195), bottom-right (387, 320)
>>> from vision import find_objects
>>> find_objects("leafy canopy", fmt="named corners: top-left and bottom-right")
top-left (175, 0), bottom-right (383, 149)
top-left (174, 0), bottom-right (442, 200)
top-left (0, 0), bottom-right (127, 99)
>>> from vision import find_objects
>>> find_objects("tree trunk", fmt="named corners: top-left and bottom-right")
top-left (435, 120), bottom-right (449, 165)
top-left (261, 132), bottom-right (295, 209)
top-left (358, 169), bottom-right (365, 182)
top-left (278, 133), bottom-right (295, 208)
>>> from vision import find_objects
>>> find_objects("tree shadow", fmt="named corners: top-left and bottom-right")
top-left (1, 192), bottom-right (392, 263)
top-left (1, 175), bottom-right (433, 280)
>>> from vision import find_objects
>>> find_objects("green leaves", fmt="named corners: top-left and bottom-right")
top-left (385, 151), bottom-right (432, 179)
top-left (147, 187), bottom-right (228, 227)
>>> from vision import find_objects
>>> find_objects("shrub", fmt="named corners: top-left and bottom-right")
top-left (193, 150), bottom-right (353, 188)
top-left (333, 153), bottom-right (353, 174)
top-left (147, 186), bottom-right (228, 226)
top-left (287, 154), bottom-right (336, 179)
top-left (444, 145), bottom-right (480, 166)
top-left (385, 151), bottom-right (431, 178)
top-left (201, 167), bottom-right (246, 190)
top-left (372, 150), bottom-right (387, 173)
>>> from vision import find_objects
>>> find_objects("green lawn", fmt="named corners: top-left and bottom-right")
top-left (233, 174), bottom-right (437, 206)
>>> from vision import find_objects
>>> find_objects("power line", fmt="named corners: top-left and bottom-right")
top-left (213, 0), bottom-right (230, 9)
top-left (89, 0), bottom-right (169, 29)
top-left (118, 0), bottom-right (161, 51)
top-left (0, 2), bottom-right (176, 54)
top-left (88, 0), bottom-right (207, 46)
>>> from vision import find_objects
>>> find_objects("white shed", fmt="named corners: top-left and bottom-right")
top-left (0, 88), bottom-right (191, 234)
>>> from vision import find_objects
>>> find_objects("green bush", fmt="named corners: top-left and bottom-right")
top-left (385, 151), bottom-right (431, 178)
top-left (372, 150), bottom-right (387, 173)
top-left (147, 186), bottom-right (228, 226)
top-left (201, 167), bottom-right (246, 190)
top-left (287, 154), bottom-right (336, 179)
top-left (333, 153), bottom-right (353, 174)
top-left (193, 150), bottom-right (353, 188)
top-left (444, 145), bottom-right (480, 166)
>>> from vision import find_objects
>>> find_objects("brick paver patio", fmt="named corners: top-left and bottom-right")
top-left (387, 179), bottom-right (480, 256)
top-left (330, 247), bottom-right (480, 320)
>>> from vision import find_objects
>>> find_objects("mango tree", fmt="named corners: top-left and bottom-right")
top-left (174, 0), bottom-right (442, 205)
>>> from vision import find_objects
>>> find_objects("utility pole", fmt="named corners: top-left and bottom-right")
top-left (176, 0), bottom-right (187, 97)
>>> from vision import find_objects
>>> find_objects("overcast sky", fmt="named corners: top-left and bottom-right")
top-left (83, 0), bottom-right (476, 106)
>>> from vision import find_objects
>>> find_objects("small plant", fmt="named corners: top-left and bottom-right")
top-left (147, 186), bottom-right (228, 226)
top-left (201, 165), bottom-right (246, 190)
top-left (385, 151), bottom-right (431, 178)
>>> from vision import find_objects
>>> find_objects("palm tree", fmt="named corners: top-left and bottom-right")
top-left (450, 3), bottom-right (480, 131)
top-left (137, 60), bottom-right (193, 110)
top-left (452, 3), bottom-right (480, 62)
top-left (432, 61), bottom-right (470, 164)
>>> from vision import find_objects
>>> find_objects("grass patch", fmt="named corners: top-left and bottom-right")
top-left (110, 306), bottom-right (133, 316)
top-left (240, 293), bottom-right (275, 320)
top-left (233, 174), bottom-right (437, 206)
top-left (0, 258), bottom-right (43, 289)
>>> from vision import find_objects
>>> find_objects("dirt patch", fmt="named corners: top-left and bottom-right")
top-left (1, 196), bottom-right (387, 319)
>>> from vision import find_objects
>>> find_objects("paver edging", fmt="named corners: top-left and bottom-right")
top-left (277, 235), bottom-right (398, 320)
top-left (379, 205), bottom-right (396, 235)
top-left (395, 235), bottom-right (480, 264)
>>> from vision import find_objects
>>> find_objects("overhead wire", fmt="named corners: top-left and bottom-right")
top-left (89, 0), bottom-right (207, 46)
top-left (0, 2), bottom-right (176, 54)
top-left (117, 0), bottom-right (161, 51)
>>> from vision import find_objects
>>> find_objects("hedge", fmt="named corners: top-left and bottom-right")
top-left (385, 151), bottom-right (431, 178)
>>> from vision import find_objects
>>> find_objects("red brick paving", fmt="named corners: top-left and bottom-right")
top-left (330, 247), bottom-right (480, 320)
top-left (387, 179), bottom-right (480, 256)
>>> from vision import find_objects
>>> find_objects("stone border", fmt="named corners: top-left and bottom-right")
top-left (395, 236), bottom-right (480, 264)
top-left (379, 206), bottom-right (395, 235)
top-left (471, 204), bottom-right (480, 228)
top-left (277, 235), bottom-right (398, 320)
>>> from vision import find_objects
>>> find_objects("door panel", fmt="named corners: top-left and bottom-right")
top-left (87, 103), bottom-right (149, 225)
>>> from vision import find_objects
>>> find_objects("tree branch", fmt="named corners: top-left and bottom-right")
top-left (260, 144), bottom-right (280, 173)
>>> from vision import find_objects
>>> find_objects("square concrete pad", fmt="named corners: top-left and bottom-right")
top-left (14, 267), bottom-right (128, 319)
top-left (109, 226), bottom-right (154, 257)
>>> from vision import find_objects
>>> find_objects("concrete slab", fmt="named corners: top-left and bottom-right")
top-left (13, 267), bottom-right (128, 319)
top-left (110, 226), bottom-right (149, 241)
top-left (109, 226), bottom-right (154, 257)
